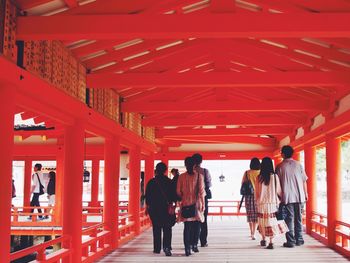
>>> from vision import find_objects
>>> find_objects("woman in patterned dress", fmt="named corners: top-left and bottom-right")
top-left (241, 157), bottom-right (261, 240)
top-left (177, 157), bottom-right (205, 256)
top-left (255, 157), bottom-right (288, 249)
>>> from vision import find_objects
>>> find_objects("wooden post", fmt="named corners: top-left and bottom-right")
top-left (62, 120), bottom-right (84, 262)
top-left (129, 146), bottom-right (141, 235)
top-left (55, 143), bottom-right (64, 225)
top-left (0, 85), bottom-right (15, 263)
top-left (103, 137), bottom-right (120, 248)
top-left (326, 135), bottom-right (341, 248)
top-left (145, 154), bottom-right (155, 186)
top-left (304, 145), bottom-right (316, 234)
top-left (23, 158), bottom-right (32, 211)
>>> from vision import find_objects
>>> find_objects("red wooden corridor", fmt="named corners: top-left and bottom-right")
top-left (1, 0), bottom-right (350, 262)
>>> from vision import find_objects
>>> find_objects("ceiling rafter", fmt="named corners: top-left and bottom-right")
top-left (17, 13), bottom-right (350, 40)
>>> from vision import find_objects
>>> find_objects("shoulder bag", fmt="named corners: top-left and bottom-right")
top-left (155, 179), bottom-right (176, 215)
top-left (36, 173), bottom-right (45, 195)
top-left (240, 171), bottom-right (254, 196)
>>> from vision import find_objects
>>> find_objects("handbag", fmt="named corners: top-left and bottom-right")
top-left (36, 173), bottom-right (45, 195)
top-left (240, 171), bottom-right (254, 196)
top-left (273, 174), bottom-right (286, 220)
top-left (181, 204), bottom-right (196, 218)
top-left (203, 169), bottom-right (212, 199)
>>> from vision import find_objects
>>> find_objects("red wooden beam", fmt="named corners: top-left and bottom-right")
top-left (156, 126), bottom-right (293, 137)
top-left (16, 14), bottom-right (350, 40)
top-left (154, 151), bottom-right (274, 160)
top-left (87, 72), bottom-right (349, 88)
top-left (122, 100), bottom-right (328, 112)
top-left (142, 116), bottom-right (306, 127)
top-left (64, 0), bottom-right (77, 8)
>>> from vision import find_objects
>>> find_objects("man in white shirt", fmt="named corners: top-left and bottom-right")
top-left (29, 163), bottom-right (44, 219)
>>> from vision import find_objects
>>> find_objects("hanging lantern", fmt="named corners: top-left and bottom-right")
top-left (219, 174), bottom-right (225, 182)
top-left (83, 169), bottom-right (90, 183)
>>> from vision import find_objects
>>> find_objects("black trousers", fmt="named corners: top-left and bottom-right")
top-left (152, 224), bottom-right (172, 252)
top-left (285, 203), bottom-right (304, 244)
top-left (30, 193), bottom-right (42, 216)
top-left (199, 198), bottom-right (209, 245)
top-left (184, 221), bottom-right (200, 249)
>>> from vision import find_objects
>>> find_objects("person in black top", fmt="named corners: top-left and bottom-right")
top-left (145, 162), bottom-right (176, 256)
top-left (45, 171), bottom-right (56, 219)
top-left (170, 168), bottom-right (181, 201)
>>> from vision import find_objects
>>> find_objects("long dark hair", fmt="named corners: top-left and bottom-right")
top-left (49, 171), bottom-right (56, 182)
top-left (250, 157), bottom-right (261, 170)
top-left (258, 157), bottom-right (274, 185)
top-left (185, 157), bottom-right (195, 175)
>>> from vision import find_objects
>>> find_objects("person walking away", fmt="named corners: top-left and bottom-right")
top-left (241, 157), bottom-right (260, 240)
top-left (145, 162), bottom-right (176, 256)
top-left (45, 171), bottom-right (56, 219)
top-left (276, 145), bottom-right (308, 248)
top-left (170, 168), bottom-right (181, 201)
top-left (255, 157), bottom-right (288, 249)
top-left (192, 153), bottom-right (212, 247)
top-left (29, 163), bottom-right (45, 220)
top-left (177, 157), bottom-right (205, 256)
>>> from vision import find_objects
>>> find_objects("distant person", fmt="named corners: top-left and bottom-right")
top-left (276, 145), bottom-right (308, 248)
top-left (255, 157), bottom-right (288, 249)
top-left (145, 162), bottom-right (176, 256)
top-left (192, 153), bottom-right (212, 247)
top-left (12, 179), bottom-right (16, 207)
top-left (241, 157), bottom-right (260, 240)
top-left (29, 163), bottom-right (45, 220)
top-left (177, 157), bottom-right (205, 256)
top-left (45, 171), bottom-right (56, 219)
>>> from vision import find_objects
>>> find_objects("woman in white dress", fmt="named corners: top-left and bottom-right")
top-left (255, 157), bottom-right (288, 249)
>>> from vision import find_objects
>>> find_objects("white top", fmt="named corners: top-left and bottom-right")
top-left (32, 171), bottom-right (44, 193)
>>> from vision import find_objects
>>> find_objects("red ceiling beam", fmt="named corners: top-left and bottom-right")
top-left (142, 116), bottom-right (306, 127)
top-left (87, 72), bottom-right (349, 88)
top-left (157, 127), bottom-right (293, 137)
top-left (16, 14), bottom-right (350, 40)
top-left (64, 0), bottom-right (77, 8)
top-left (154, 151), bottom-right (274, 160)
top-left (122, 100), bottom-right (328, 112)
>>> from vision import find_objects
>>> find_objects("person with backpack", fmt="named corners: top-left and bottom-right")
top-left (241, 157), bottom-right (261, 240)
top-left (29, 163), bottom-right (45, 220)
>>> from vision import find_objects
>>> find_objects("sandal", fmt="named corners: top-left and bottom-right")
top-left (266, 243), bottom-right (274, 249)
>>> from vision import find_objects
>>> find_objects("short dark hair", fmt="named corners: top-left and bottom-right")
top-left (34, 163), bottom-right (42, 170)
top-left (281, 145), bottom-right (294, 158)
top-left (192, 153), bottom-right (203, 165)
top-left (250, 157), bottom-right (261, 170)
top-left (155, 162), bottom-right (167, 176)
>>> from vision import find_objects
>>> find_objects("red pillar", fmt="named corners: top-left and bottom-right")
top-left (326, 135), bottom-right (342, 248)
top-left (294, 151), bottom-right (301, 162)
top-left (129, 146), bottom-right (141, 234)
top-left (55, 144), bottom-right (64, 225)
top-left (23, 158), bottom-right (32, 210)
top-left (62, 120), bottom-right (84, 262)
top-left (103, 137), bottom-right (120, 248)
top-left (0, 85), bottom-right (15, 263)
top-left (90, 158), bottom-right (100, 207)
top-left (304, 145), bottom-right (316, 234)
top-left (145, 154), bottom-right (155, 186)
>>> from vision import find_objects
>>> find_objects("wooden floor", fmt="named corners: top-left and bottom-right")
top-left (97, 217), bottom-right (349, 262)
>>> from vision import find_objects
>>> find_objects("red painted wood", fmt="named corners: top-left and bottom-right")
top-left (103, 137), bottom-right (120, 248)
top-left (90, 158), bottom-right (100, 207)
top-left (0, 85), bottom-right (15, 263)
top-left (326, 136), bottom-right (342, 248)
top-left (305, 145), bottom-right (317, 235)
top-left (62, 120), bottom-right (85, 262)
top-left (16, 14), bottom-right (350, 40)
top-left (129, 146), bottom-right (141, 235)
top-left (23, 158), bottom-right (32, 211)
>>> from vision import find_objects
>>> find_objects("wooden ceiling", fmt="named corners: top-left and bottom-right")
top-left (14, 0), bottom-right (350, 152)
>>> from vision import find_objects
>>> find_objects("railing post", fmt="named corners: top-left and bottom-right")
top-left (326, 135), bottom-right (342, 248)
top-left (305, 144), bottom-right (316, 234)
top-left (24, 158), bottom-right (32, 212)
top-left (0, 85), bottom-right (15, 263)
top-left (90, 158), bottom-right (100, 207)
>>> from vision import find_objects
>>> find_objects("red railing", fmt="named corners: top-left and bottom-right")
top-left (81, 223), bottom-right (111, 263)
top-left (311, 211), bottom-right (328, 244)
top-left (11, 206), bottom-right (56, 226)
top-left (208, 200), bottom-right (246, 216)
top-left (10, 235), bottom-right (71, 263)
top-left (335, 220), bottom-right (350, 258)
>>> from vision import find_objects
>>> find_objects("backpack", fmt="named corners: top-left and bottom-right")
top-left (240, 171), bottom-right (254, 196)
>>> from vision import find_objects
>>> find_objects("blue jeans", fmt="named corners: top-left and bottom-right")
top-left (284, 203), bottom-right (304, 244)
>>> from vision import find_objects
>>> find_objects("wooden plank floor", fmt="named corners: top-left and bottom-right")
top-left (97, 217), bottom-right (349, 262)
